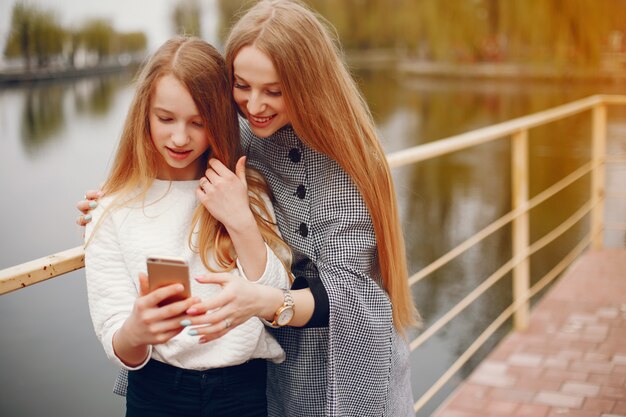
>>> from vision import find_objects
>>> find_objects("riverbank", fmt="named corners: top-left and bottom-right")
top-left (3, 53), bottom-right (624, 87)
top-left (398, 61), bottom-right (626, 83)
top-left (0, 61), bottom-right (140, 86)
top-left (346, 50), bottom-right (626, 83)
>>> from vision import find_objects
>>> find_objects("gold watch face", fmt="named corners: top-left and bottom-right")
top-left (276, 306), bottom-right (294, 326)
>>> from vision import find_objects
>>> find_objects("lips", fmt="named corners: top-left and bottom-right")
top-left (166, 147), bottom-right (193, 160)
top-left (248, 113), bottom-right (276, 128)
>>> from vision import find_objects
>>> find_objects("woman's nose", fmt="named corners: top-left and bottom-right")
top-left (247, 92), bottom-right (266, 115)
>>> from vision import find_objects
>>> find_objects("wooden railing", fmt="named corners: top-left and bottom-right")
top-left (1, 94), bottom-right (625, 415)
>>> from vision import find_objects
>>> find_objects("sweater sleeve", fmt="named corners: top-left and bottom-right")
top-left (236, 185), bottom-right (291, 290)
top-left (84, 203), bottom-right (152, 371)
top-left (236, 243), bottom-right (289, 290)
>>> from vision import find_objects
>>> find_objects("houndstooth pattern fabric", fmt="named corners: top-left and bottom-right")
top-left (112, 120), bottom-right (414, 416)
top-left (242, 121), bottom-right (414, 417)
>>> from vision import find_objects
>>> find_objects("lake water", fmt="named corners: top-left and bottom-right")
top-left (1, 69), bottom-right (625, 417)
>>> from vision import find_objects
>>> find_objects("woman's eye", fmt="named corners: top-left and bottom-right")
top-left (192, 121), bottom-right (204, 128)
top-left (157, 116), bottom-right (172, 122)
top-left (234, 83), bottom-right (249, 90)
top-left (267, 90), bottom-right (282, 97)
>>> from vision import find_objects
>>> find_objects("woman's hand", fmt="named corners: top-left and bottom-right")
top-left (76, 189), bottom-right (104, 225)
top-left (113, 273), bottom-right (200, 366)
top-left (183, 273), bottom-right (282, 343)
top-left (196, 156), bottom-right (254, 231)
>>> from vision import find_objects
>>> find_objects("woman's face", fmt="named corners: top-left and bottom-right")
top-left (149, 75), bottom-right (211, 180)
top-left (232, 45), bottom-right (290, 138)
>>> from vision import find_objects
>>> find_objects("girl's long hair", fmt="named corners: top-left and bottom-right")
top-left (99, 36), bottom-right (289, 272)
top-left (225, 1), bottom-right (418, 330)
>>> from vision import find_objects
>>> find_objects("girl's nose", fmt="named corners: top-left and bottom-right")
top-left (171, 125), bottom-right (190, 147)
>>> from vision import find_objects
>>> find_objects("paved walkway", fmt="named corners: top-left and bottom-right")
top-left (432, 249), bottom-right (626, 417)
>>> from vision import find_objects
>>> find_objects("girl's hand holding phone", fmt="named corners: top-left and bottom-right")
top-left (113, 273), bottom-right (200, 367)
top-left (196, 157), bottom-right (255, 231)
top-left (123, 273), bottom-right (199, 346)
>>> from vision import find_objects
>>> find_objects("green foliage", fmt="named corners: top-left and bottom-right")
top-left (4, 3), bottom-right (65, 68)
top-left (218, 0), bottom-right (625, 67)
top-left (217, 0), bottom-right (255, 43)
top-left (80, 19), bottom-right (114, 62)
top-left (117, 32), bottom-right (148, 54)
top-left (4, 3), bottom-right (148, 68)
top-left (172, 0), bottom-right (202, 36)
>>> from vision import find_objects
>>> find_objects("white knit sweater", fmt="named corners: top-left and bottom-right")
top-left (84, 179), bottom-right (288, 371)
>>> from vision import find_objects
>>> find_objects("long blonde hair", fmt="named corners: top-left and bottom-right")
top-left (225, 1), bottom-right (418, 330)
top-left (100, 36), bottom-right (289, 271)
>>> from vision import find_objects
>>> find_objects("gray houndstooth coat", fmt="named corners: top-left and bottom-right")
top-left (241, 122), bottom-right (414, 417)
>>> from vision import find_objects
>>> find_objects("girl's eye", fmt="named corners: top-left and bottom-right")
top-left (157, 116), bottom-right (172, 123)
top-left (267, 90), bottom-right (282, 97)
top-left (234, 83), bottom-right (249, 90)
top-left (192, 121), bottom-right (204, 128)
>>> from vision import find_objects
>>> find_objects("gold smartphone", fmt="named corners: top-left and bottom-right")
top-left (146, 256), bottom-right (191, 307)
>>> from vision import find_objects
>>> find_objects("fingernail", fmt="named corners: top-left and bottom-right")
top-left (188, 329), bottom-right (198, 336)
top-left (187, 308), bottom-right (198, 314)
top-left (96, 191), bottom-right (104, 197)
top-left (89, 201), bottom-right (98, 209)
top-left (180, 319), bottom-right (192, 327)
top-left (199, 338), bottom-right (207, 344)
top-left (84, 214), bottom-right (92, 221)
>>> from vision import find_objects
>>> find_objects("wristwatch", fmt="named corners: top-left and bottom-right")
top-left (261, 289), bottom-right (295, 328)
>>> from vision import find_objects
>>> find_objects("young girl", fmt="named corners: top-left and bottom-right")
top-left (84, 36), bottom-right (290, 417)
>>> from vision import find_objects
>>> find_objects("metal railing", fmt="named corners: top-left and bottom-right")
top-left (388, 94), bottom-right (626, 412)
top-left (1, 94), bottom-right (625, 414)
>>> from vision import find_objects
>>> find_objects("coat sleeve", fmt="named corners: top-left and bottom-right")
top-left (312, 161), bottom-right (394, 416)
top-left (84, 202), bottom-right (152, 370)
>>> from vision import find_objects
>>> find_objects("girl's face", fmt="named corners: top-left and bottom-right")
top-left (233, 45), bottom-right (290, 138)
top-left (149, 75), bottom-right (211, 180)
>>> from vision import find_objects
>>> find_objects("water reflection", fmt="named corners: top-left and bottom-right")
top-left (16, 73), bottom-right (134, 158)
top-left (21, 87), bottom-right (65, 153)
top-left (73, 77), bottom-right (119, 116)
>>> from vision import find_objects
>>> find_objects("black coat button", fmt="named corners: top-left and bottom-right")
top-left (295, 184), bottom-right (306, 199)
top-left (288, 148), bottom-right (301, 163)
top-left (298, 222), bottom-right (308, 237)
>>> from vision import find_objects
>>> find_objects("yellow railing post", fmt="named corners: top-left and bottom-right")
top-left (511, 129), bottom-right (530, 330)
top-left (591, 104), bottom-right (607, 249)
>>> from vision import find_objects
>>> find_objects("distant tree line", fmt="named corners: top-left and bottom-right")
top-left (4, 3), bottom-right (147, 70)
top-left (218, 0), bottom-right (626, 67)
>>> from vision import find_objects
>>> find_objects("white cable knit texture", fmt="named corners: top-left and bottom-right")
top-left (85, 179), bottom-right (288, 371)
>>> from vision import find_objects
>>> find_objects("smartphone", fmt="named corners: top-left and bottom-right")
top-left (146, 256), bottom-right (191, 307)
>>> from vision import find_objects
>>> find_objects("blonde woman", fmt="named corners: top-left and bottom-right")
top-left (84, 36), bottom-right (291, 417)
top-left (78, 1), bottom-right (418, 415)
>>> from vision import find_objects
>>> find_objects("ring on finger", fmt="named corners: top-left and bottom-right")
top-left (224, 318), bottom-right (232, 329)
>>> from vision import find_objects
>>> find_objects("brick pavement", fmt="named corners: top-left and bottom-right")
top-left (432, 249), bottom-right (626, 417)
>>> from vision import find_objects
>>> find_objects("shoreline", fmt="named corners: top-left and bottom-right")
top-left (0, 62), bottom-right (140, 86)
top-left (2, 54), bottom-right (624, 86)
top-left (396, 60), bottom-right (626, 83)
top-left (345, 51), bottom-right (626, 83)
